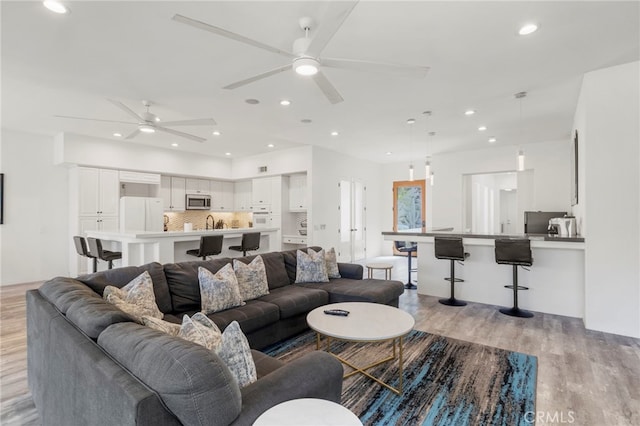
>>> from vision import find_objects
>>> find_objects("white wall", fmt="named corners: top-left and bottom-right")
top-left (1, 130), bottom-right (69, 285)
top-left (231, 146), bottom-right (312, 180)
top-left (575, 61), bottom-right (640, 338)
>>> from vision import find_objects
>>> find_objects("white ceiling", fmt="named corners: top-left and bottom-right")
top-left (2, 1), bottom-right (638, 163)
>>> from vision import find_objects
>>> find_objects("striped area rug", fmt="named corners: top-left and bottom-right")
top-left (264, 330), bottom-right (537, 426)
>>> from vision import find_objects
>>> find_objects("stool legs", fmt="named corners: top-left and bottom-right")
top-left (499, 265), bottom-right (533, 318)
top-left (92, 258), bottom-right (97, 273)
top-left (439, 259), bottom-right (466, 306)
top-left (405, 253), bottom-right (417, 290)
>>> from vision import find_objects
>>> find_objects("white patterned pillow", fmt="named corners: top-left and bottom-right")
top-left (178, 313), bottom-right (222, 351)
top-left (141, 316), bottom-right (181, 337)
top-left (295, 248), bottom-right (329, 283)
top-left (233, 256), bottom-right (270, 301)
top-left (216, 321), bottom-right (256, 388)
top-left (324, 247), bottom-right (341, 279)
top-left (104, 271), bottom-right (162, 323)
top-left (199, 264), bottom-right (245, 314)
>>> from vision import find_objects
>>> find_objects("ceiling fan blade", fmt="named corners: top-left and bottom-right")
top-left (223, 65), bottom-right (291, 90)
top-left (54, 115), bottom-right (134, 125)
top-left (159, 118), bottom-right (217, 126)
top-left (107, 99), bottom-right (145, 121)
top-left (155, 126), bottom-right (206, 143)
top-left (312, 70), bottom-right (344, 104)
top-left (322, 58), bottom-right (430, 78)
top-left (172, 14), bottom-right (295, 59)
top-left (125, 129), bottom-right (140, 140)
top-left (306, 1), bottom-right (359, 57)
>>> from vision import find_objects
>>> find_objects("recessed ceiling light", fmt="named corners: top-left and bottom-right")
top-left (267, 144), bottom-right (275, 148)
top-left (155, 117), bottom-right (161, 122)
top-left (245, 99), bottom-right (260, 105)
top-left (113, 132), bottom-right (122, 137)
top-left (464, 110), bottom-right (475, 116)
top-left (171, 143), bottom-right (179, 147)
top-left (519, 23), bottom-right (538, 36)
top-left (225, 152), bottom-right (231, 156)
top-left (406, 118), bottom-right (416, 124)
top-left (212, 131), bottom-right (221, 136)
top-left (330, 131), bottom-right (339, 136)
top-left (478, 126), bottom-right (487, 131)
top-left (280, 100), bottom-right (291, 106)
top-left (43, 1), bottom-right (69, 14)
top-left (386, 151), bottom-right (392, 155)
top-left (488, 137), bottom-right (497, 143)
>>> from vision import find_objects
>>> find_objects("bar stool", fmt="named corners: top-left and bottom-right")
top-left (73, 236), bottom-right (97, 273)
top-left (229, 232), bottom-right (261, 256)
top-left (434, 237), bottom-right (470, 306)
top-left (394, 241), bottom-right (417, 290)
top-left (187, 235), bottom-right (224, 260)
top-left (495, 238), bottom-right (534, 318)
top-left (87, 237), bottom-right (122, 270)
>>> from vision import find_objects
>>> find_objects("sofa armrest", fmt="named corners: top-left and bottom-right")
top-left (231, 351), bottom-right (343, 425)
top-left (337, 262), bottom-right (363, 280)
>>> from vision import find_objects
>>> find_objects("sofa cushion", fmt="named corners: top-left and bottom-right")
top-left (39, 277), bottom-right (100, 314)
top-left (233, 256), bottom-right (270, 301)
top-left (207, 299), bottom-right (280, 334)
top-left (66, 297), bottom-right (133, 339)
top-left (98, 322), bottom-right (242, 426)
top-left (296, 278), bottom-right (405, 305)
top-left (103, 271), bottom-right (163, 323)
top-left (282, 247), bottom-right (323, 284)
top-left (240, 252), bottom-right (290, 290)
top-left (199, 265), bottom-right (245, 314)
top-left (77, 262), bottom-right (173, 314)
top-left (258, 286), bottom-right (328, 319)
top-left (163, 258), bottom-right (232, 313)
top-left (217, 321), bottom-right (257, 388)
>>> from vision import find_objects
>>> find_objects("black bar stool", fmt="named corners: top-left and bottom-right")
top-left (434, 237), bottom-right (470, 306)
top-left (495, 238), bottom-right (534, 318)
top-left (87, 237), bottom-right (122, 270)
top-left (394, 241), bottom-right (417, 290)
top-left (187, 235), bottom-right (224, 260)
top-left (73, 236), bottom-right (97, 273)
top-left (229, 232), bottom-right (261, 256)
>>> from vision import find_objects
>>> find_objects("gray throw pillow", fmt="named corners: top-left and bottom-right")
top-left (295, 248), bottom-right (329, 283)
top-left (216, 321), bottom-right (257, 388)
top-left (104, 271), bottom-right (162, 323)
top-left (199, 264), bottom-right (244, 314)
top-left (233, 256), bottom-right (270, 301)
top-left (325, 247), bottom-right (341, 279)
top-left (178, 313), bottom-right (222, 351)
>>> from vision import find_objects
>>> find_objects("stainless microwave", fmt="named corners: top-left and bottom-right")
top-left (186, 194), bottom-right (211, 210)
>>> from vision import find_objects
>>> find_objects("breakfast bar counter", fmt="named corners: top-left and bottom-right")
top-left (383, 230), bottom-right (585, 318)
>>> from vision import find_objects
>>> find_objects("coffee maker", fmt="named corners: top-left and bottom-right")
top-left (548, 216), bottom-right (577, 237)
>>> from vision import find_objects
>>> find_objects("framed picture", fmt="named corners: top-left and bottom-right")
top-left (571, 131), bottom-right (579, 206)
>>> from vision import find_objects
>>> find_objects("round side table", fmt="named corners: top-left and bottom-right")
top-left (253, 398), bottom-right (362, 426)
top-left (366, 262), bottom-right (393, 280)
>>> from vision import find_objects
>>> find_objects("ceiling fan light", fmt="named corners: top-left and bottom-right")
top-left (43, 1), bottom-right (68, 14)
top-left (139, 124), bottom-right (155, 133)
top-left (293, 57), bottom-right (319, 76)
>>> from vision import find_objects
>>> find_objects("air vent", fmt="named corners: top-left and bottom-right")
top-left (258, 166), bottom-right (268, 173)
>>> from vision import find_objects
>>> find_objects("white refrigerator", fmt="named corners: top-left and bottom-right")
top-left (120, 197), bottom-right (164, 232)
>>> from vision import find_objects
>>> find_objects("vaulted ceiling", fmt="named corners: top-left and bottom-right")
top-left (2, 1), bottom-right (638, 163)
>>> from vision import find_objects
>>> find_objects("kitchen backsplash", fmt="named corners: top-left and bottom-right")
top-left (164, 211), bottom-right (253, 232)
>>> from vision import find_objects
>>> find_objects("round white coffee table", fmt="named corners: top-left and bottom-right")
top-left (253, 398), bottom-right (362, 426)
top-left (306, 302), bottom-right (415, 395)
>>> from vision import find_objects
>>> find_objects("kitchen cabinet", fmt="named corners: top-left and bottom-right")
top-left (289, 173), bottom-right (307, 211)
top-left (251, 177), bottom-right (272, 206)
top-left (161, 176), bottom-right (186, 211)
top-left (185, 178), bottom-right (210, 194)
top-left (234, 180), bottom-right (252, 211)
top-left (210, 180), bottom-right (235, 211)
top-left (78, 167), bottom-right (119, 216)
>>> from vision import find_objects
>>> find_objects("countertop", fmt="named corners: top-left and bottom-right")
top-left (87, 227), bottom-right (279, 239)
top-left (382, 229), bottom-right (585, 243)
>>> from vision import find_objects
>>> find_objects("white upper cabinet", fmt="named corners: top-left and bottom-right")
top-left (234, 180), bottom-right (252, 211)
top-left (210, 180), bottom-right (235, 211)
top-left (289, 173), bottom-right (307, 211)
top-left (161, 176), bottom-right (186, 211)
top-left (78, 168), bottom-right (119, 216)
top-left (185, 178), bottom-right (210, 194)
top-left (251, 177), bottom-right (272, 206)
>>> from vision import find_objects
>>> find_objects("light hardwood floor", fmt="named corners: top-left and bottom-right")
top-left (1, 258), bottom-right (639, 425)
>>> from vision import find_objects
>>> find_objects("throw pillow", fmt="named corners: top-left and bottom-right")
top-left (199, 264), bottom-right (244, 314)
top-left (324, 247), bottom-right (341, 279)
top-left (141, 316), bottom-right (181, 337)
top-left (178, 313), bottom-right (222, 351)
top-left (233, 256), bottom-right (270, 301)
top-left (103, 271), bottom-right (162, 323)
top-left (216, 321), bottom-right (257, 388)
top-left (295, 248), bottom-right (329, 283)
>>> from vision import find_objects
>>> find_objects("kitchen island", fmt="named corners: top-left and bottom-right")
top-left (383, 230), bottom-right (585, 318)
top-left (85, 227), bottom-right (280, 268)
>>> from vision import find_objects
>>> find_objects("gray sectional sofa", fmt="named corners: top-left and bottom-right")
top-left (27, 246), bottom-right (405, 425)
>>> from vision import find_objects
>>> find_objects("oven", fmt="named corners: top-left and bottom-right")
top-left (252, 211), bottom-right (271, 228)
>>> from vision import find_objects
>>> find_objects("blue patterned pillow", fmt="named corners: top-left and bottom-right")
top-left (104, 271), bottom-right (162, 323)
top-left (216, 321), bottom-right (256, 388)
top-left (178, 313), bottom-right (222, 351)
top-left (198, 264), bottom-right (245, 314)
top-left (295, 248), bottom-right (329, 283)
top-left (233, 256), bottom-right (270, 301)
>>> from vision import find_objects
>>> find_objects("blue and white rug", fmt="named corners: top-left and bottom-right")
top-left (264, 330), bottom-right (537, 426)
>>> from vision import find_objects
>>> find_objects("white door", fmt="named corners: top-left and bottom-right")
top-left (500, 190), bottom-right (517, 234)
top-left (338, 180), bottom-right (366, 262)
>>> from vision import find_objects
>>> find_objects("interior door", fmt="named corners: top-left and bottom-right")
top-left (500, 189), bottom-right (517, 234)
top-left (338, 180), bottom-right (366, 262)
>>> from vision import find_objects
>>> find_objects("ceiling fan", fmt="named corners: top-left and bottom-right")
top-left (55, 99), bottom-right (216, 142)
top-left (172, 1), bottom-right (429, 104)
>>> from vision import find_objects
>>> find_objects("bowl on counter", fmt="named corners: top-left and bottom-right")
top-left (299, 229), bottom-right (307, 236)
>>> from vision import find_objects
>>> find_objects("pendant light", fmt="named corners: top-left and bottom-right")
top-left (407, 118), bottom-right (416, 181)
top-left (515, 92), bottom-right (527, 171)
top-left (423, 111), bottom-right (433, 179)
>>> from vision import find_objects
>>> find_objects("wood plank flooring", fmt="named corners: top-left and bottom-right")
top-left (1, 259), bottom-right (639, 425)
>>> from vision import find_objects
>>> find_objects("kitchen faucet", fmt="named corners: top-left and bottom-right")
top-left (206, 215), bottom-right (215, 230)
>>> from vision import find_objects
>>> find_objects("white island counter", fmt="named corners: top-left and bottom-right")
top-left (85, 227), bottom-right (280, 268)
